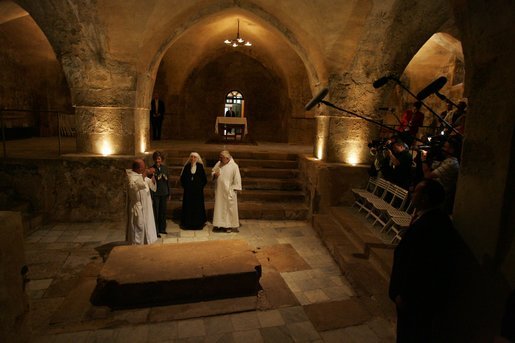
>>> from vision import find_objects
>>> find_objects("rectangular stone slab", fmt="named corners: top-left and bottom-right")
top-left (91, 240), bottom-right (262, 308)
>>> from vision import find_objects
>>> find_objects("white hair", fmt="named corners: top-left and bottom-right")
top-left (220, 150), bottom-right (231, 159)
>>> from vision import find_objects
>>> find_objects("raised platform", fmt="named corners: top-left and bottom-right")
top-left (91, 240), bottom-right (262, 308)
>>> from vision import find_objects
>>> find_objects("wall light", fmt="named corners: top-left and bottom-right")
top-left (100, 139), bottom-right (113, 156)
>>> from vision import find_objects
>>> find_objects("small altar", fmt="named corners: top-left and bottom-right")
top-left (215, 116), bottom-right (248, 140)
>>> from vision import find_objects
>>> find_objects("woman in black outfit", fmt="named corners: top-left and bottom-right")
top-left (180, 152), bottom-right (207, 230)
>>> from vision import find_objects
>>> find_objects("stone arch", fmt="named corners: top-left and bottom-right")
top-left (0, 1), bottom-right (72, 138)
top-left (381, 32), bottom-right (465, 135)
top-left (151, 9), bottom-right (314, 143)
top-left (316, 0), bottom-right (457, 163)
top-left (173, 51), bottom-right (290, 142)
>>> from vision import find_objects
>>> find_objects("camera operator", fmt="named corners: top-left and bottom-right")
top-left (420, 136), bottom-right (461, 214)
top-left (368, 139), bottom-right (393, 179)
top-left (387, 138), bottom-right (413, 190)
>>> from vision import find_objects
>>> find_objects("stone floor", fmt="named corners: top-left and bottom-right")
top-left (25, 219), bottom-right (396, 342)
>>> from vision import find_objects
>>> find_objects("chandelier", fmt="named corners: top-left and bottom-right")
top-left (224, 19), bottom-right (252, 47)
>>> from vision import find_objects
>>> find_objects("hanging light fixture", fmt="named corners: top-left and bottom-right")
top-left (224, 19), bottom-right (252, 47)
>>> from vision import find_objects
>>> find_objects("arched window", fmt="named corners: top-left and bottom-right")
top-left (224, 90), bottom-right (245, 117)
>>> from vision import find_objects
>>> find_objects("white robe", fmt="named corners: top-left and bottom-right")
top-left (126, 169), bottom-right (158, 245)
top-left (212, 159), bottom-right (242, 228)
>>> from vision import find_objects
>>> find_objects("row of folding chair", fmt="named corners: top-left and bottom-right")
top-left (351, 177), bottom-right (414, 243)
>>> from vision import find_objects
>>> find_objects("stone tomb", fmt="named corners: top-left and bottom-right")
top-left (91, 240), bottom-right (262, 308)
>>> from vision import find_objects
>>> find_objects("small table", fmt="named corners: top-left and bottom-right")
top-left (215, 117), bottom-right (248, 140)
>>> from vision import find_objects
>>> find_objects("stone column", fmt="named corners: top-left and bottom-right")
top-left (75, 106), bottom-right (150, 156)
top-left (315, 115), bottom-right (380, 163)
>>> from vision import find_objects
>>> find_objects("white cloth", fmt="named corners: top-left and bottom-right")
top-left (212, 159), bottom-right (242, 228)
top-left (126, 169), bottom-right (158, 245)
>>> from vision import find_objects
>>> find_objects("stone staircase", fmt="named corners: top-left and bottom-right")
top-left (164, 150), bottom-right (309, 220)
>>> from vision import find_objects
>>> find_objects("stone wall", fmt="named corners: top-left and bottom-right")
top-left (0, 15), bottom-right (72, 137)
top-left (0, 157), bottom-right (134, 223)
top-left (0, 212), bottom-right (30, 343)
top-left (298, 155), bottom-right (370, 217)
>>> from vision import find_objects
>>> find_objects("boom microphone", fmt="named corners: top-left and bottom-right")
top-left (372, 76), bottom-right (391, 89)
top-left (305, 88), bottom-right (329, 110)
top-left (416, 76), bottom-right (447, 101)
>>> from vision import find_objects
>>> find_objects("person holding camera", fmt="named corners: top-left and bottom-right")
top-left (126, 159), bottom-right (158, 245)
top-left (421, 137), bottom-right (461, 214)
top-left (387, 138), bottom-right (413, 190)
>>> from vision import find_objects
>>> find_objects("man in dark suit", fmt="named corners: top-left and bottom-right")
top-left (225, 106), bottom-right (236, 117)
top-left (150, 93), bottom-right (165, 140)
top-left (389, 178), bottom-right (457, 342)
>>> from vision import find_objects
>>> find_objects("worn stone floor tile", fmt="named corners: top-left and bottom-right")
top-left (51, 330), bottom-right (93, 343)
top-left (286, 321), bottom-right (321, 342)
top-left (260, 325), bottom-right (293, 343)
top-left (231, 311), bottom-right (260, 331)
top-left (293, 291), bottom-right (311, 305)
top-left (303, 289), bottom-right (330, 303)
top-left (320, 328), bottom-right (357, 343)
top-left (257, 309), bottom-right (285, 327)
top-left (112, 325), bottom-right (149, 343)
top-left (204, 314), bottom-right (234, 336)
top-left (296, 277), bottom-right (324, 292)
top-left (283, 279), bottom-right (301, 293)
top-left (343, 324), bottom-right (381, 343)
top-left (366, 317), bottom-right (395, 340)
top-left (232, 329), bottom-right (264, 343)
top-left (278, 306), bottom-right (309, 324)
top-left (112, 308), bottom-right (150, 324)
top-left (174, 336), bottom-right (205, 343)
top-left (39, 236), bottom-right (60, 243)
top-left (322, 286), bottom-right (351, 301)
top-left (90, 328), bottom-right (116, 342)
top-left (204, 332), bottom-right (235, 343)
top-left (180, 230), bottom-right (196, 237)
top-left (147, 321), bottom-right (179, 341)
top-left (177, 318), bottom-right (206, 338)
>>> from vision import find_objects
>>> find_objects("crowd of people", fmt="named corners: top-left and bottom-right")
top-left (125, 149), bottom-right (242, 244)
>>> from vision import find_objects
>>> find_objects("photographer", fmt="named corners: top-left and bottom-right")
top-left (421, 136), bottom-right (461, 214)
top-left (387, 138), bottom-right (413, 190)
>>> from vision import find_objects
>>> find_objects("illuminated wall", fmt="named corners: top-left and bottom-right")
top-left (315, 116), bottom-right (380, 165)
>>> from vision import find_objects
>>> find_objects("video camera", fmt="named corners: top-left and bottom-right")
top-left (367, 138), bottom-right (392, 151)
top-left (416, 134), bottom-right (446, 162)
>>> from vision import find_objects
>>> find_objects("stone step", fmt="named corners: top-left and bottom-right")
top-left (167, 157), bottom-right (298, 169)
top-left (168, 166), bottom-right (299, 179)
top-left (161, 150), bottom-right (299, 161)
top-left (170, 188), bottom-right (305, 202)
top-left (329, 206), bottom-right (394, 281)
top-left (168, 201), bottom-right (308, 220)
top-left (169, 177), bottom-right (302, 191)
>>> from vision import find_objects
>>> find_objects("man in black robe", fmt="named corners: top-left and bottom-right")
top-left (389, 178), bottom-right (458, 342)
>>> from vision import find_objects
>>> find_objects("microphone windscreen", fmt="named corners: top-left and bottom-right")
top-left (416, 77), bottom-right (447, 100)
top-left (373, 76), bottom-right (391, 89)
top-left (304, 88), bottom-right (329, 111)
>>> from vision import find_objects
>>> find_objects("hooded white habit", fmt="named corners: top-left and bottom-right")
top-left (212, 157), bottom-right (242, 228)
top-left (126, 169), bottom-right (158, 244)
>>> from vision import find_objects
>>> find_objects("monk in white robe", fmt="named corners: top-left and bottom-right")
top-left (126, 159), bottom-right (158, 244)
top-left (212, 150), bottom-right (242, 232)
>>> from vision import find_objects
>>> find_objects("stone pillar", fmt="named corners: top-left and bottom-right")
top-left (0, 212), bottom-right (30, 342)
top-left (75, 106), bottom-right (149, 155)
top-left (315, 115), bottom-right (380, 164)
